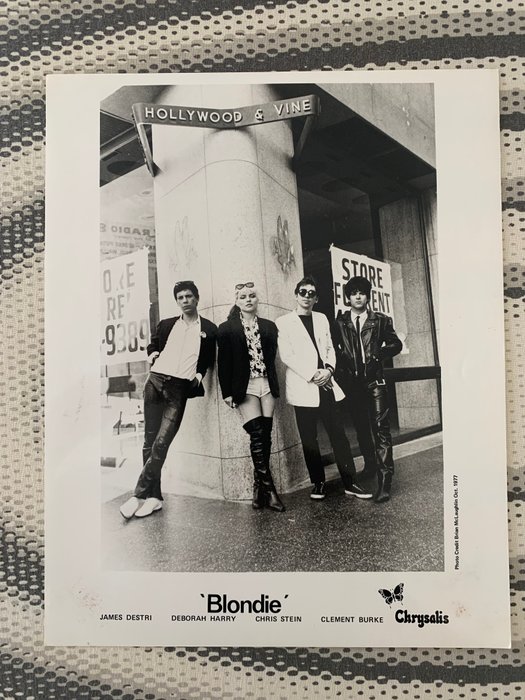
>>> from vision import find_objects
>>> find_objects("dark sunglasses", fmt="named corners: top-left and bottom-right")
top-left (298, 288), bottom-right (317, 298)
top-left (235, 282), bottom-right (255, 290)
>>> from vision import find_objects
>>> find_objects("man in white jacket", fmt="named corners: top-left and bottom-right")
top-left (276, 276), bottom-right (372, 501)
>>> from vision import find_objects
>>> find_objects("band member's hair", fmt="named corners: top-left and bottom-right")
top-left (173, 280), bottom-right (199, 300)
top-left (344, 275), bottom-right (372, 301)
top-left (228, 284), bottom-right (258, 320)
top-left (227, 305), bottom-right (241, 321)
top-left (294, 275), bottom-right (318, 295)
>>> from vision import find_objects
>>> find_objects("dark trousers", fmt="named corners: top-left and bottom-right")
top-left (294, 389), bottom-right (356, 488)
top-left (347, 379), bottom-right (394, 476)
top-left (134, 372), bottom-right (190, 500)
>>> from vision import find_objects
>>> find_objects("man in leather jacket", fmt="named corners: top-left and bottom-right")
top-left (119, 280), bottom-right (217, 520)
top-left (332, 276), bottom-right (403, 503)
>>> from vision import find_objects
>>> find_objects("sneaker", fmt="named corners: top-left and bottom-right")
top-left (310, 482), bottom-right (326, 500)
top-left (345, 482), bottom-right (373, 499)
top-left (135, 497), bottom-right (163, 518)
top-left (119, 496), bottom-right (143, 519)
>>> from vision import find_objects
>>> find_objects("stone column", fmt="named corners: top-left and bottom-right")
top-left (379, 195), bottom-right (440, 430)
top-left (150, 84), bottom-right (306, 499)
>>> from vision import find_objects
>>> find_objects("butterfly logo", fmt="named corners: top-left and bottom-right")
top-left (378, 583), bottom-right (404, 607)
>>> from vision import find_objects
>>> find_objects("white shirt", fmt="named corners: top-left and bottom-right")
top-left (152, 316), bottom-right (201, 380)
top-left (350, 309), bottom-right (368, 363)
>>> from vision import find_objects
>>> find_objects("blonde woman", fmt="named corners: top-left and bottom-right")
top-left (217, 283), bottom-right (284, 512)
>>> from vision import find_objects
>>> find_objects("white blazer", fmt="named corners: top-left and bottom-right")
top-left (276, 310), bottom-right (345, 407)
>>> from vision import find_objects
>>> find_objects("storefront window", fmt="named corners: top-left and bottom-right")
top-left (296, 116), bottom-right (440, 445)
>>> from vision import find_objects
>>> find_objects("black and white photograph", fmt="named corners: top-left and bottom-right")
top-left (99, 80), bottom-right (443, 574)
top-left (45, 70), bottom-right (509, 648)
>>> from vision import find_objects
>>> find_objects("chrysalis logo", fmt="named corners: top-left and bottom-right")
top-left (395, 609), bottom-right (450, 628)
top-left (200, 593), bottom-right (288, 614)
top-left (378, 584), bottom-right (450, 628)
top-left (378, 583), bottom-right (404, 607)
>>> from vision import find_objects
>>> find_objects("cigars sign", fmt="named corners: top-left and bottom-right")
top-left (132, 95), bottom-right (320, 174)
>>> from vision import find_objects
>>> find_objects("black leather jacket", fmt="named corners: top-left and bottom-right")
top-left (147, 315), bottom-right (217, 398)
top-left (332, 310), bottom-right (402, 383)
top-left (217, 316), bottom-right (280, 404)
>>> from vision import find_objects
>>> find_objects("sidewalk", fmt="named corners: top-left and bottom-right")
top-left (102, 440), bottom-right (444, 573)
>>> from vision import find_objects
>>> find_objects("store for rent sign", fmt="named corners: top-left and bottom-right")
top-left (101, 248), bottom-right (150, 365)
top-left (330, 245), bottom-right (395, 323)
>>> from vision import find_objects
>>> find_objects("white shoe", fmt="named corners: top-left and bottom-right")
top-left (135, 497), bottom-right (163, 518)
top-left (119, 496), bottom-right (142, 519)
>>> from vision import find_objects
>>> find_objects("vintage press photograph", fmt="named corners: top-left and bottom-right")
top-left (99, 81), bottom-right (442, 573)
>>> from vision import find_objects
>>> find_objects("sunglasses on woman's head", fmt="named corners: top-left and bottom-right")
top-left (235, 282), bottom-right (255, 290)
top-left (298, 288), bottom-right (317, 298)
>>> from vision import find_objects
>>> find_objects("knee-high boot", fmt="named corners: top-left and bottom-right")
top-left (261, 416), bottom-right (273, 466)
top-left (261, 416), bottom-right (285, 512)
top-left (243, 417), bottom-right (285, 512)
top-left (243, 417), bottom-right (267, 509)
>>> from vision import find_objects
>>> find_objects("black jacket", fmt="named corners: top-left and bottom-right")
top-left (217, 316), bottom-right (279, 404)
top-left (332, 310), bottom-right (402, 384)
top-left (147, 315), bottom-right (217, 398)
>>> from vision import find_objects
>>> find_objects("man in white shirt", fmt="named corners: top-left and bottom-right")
top-left (332, 276), bottom-right (402, 503)
top-left (276, 276), bottom-right (372, 501)
top-left (119, 281), bottom-right (217, 519)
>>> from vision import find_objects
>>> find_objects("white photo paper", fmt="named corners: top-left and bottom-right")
top-left (45, 70), bottom-right (509, 647)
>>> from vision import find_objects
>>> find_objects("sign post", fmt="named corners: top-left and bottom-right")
top-left (132, 95), bottom-right (321, 175)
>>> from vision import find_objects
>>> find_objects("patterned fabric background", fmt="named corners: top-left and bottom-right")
top-left (1, 0), bottom-right (523, 697)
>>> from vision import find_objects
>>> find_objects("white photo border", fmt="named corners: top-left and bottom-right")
top-left (45, 70), bottom-right (509, 648)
